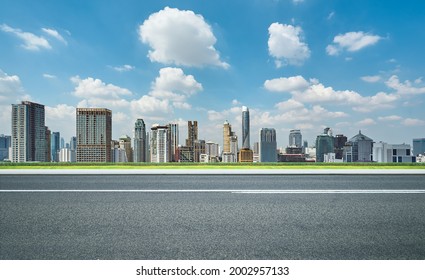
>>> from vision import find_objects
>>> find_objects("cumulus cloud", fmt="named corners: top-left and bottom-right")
top-left (264, 76), bottom-right (310, 92)
top-left (139, 7), bottom-right (229, 68)
top-left (265, 75), bottom-right (399, 113)
top-left (1, 24), bottom-right (51, 51)
top-left (326, 31), bottom-right (382, 56)
top-left (130, 95), bottom-right (171, 115)
top-left (386, 75), bottom-right (425, 95)
top-left (267, 22), bottom-right (310, 67)
top-left (402, 118), bottom-right (425, 126)
top-left (356, 118), bottom-right (376, 126)
top-left (43, 73), bottom-right (56, 79)
top-left (275, 99), bottom-right (304, 111)
top-left (71, 76), bottom-right (132, 102)
top-left (0, 69), bottom-right (27, 104)
top-left (149, 67), bottom-right (202, 109)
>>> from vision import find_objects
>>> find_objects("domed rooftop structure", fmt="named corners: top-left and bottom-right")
top-left (349, 130), bottom-right (373, 142)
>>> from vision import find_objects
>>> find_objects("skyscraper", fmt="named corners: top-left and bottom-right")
top-left (76, 108), bottom-right (112, 162)
top-left (11, 101), bottom-right (47, 162)
top-left (259, 128), bottom-right (277, 162)
top-left (168, 123), bottom-right (179, 162)
top-left (242, 106), bottom-right (250, 149)
top-left (289, 129), bottom-right (302, 148)
top-left (150, 124), bottom-right (169, 163)
top-left (133, 119), bottom-right (146, 162)
top-left (51, 132), bottom-right (60, 162)
top-left (223, 120), bottom-right (232, 153)
top-left (239, 106), bottom-right (253, 162)
top-left (315, 127), bottom-right (334, 162)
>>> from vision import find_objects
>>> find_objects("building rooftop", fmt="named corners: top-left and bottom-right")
top-left (349, 130), bottom-right (373, 142)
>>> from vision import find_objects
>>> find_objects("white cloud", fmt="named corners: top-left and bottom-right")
top-left (152, 67), bottom-right (202, 95)
top-left (402, 118), bottom-right (425, 126)
top-left (327, 12), bottom-right (335, 20)
top-left (130, 95), bottom-right (171, 115)
top-left (378, 115), bottom-right (402, 121)
top-left (232, 99), bottom-right (241, 105)
top-left (264, 76), bottom-right (309, 92)
top-left (275, 99), bottom-right (304, 111)
top-left (356, 118), bottom-right (376, 126)
top-left (268, 22), bottom-right (310, 66)
top-left (41, 28), bottom-right (67, 45)
top-left (1, 24), bottom-right (51, 51)
top-left (386, 75), bottom-right (425, 95)
top-left (43, 73), bottom-right (56, 79)
top-left (292, 0), bottom-right (304, 4)
top-left (327, 31), bottom-right (382, 56)
top-left (264, 75), bottom-right (398, 112)
top-left (352, 92), bottom-right (399, 112)
top-left (361, 75), bottom-right (381, 83)
top-left (71, 76), bottom-right (132, 101)
top-left (149, 67), bottom-right (202, 109)
top-left (111, 65), bottom-right (135, 72)
top-left (0, 69), bottom-right (25, 103)
top-left (139, 7), bottom-right (229, 68)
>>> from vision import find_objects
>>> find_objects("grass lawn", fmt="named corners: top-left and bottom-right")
top-left (1, 162), bottom-right (424, 169)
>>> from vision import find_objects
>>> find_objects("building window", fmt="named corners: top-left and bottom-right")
top-left (393, 149), bottom-right (397, 156)
top-left (393, 156), bottom-right (397, 163)
top-left (406, 149), bottom-right (410, 156)
top-left (398, 156), bottom-right (402, 162)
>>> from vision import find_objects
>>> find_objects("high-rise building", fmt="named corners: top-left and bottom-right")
top-left (0, 134), bottom-right (11, 161)
top-left (119, 135), bottom-right (132, 162)
top-left (239, 106), bottom-right (253, 162)
top-left (289, 129), bottom-right (302, 148)
top-left (242, 106), bottom-right (250, 149)
top-left (205, 141), bottom-right (220, 158)
top-left (186, 121), bottom-right (198, 149)
top-left (194, 139), bottom-right (206, 162)
top-left (51, 132), bottom-right (60, 162)
top-left (315, 127), bottom-right (334, 162)
top-left (230, 135), bottom-right (238, 161)
top-left (11, 101), bottom-right (47, 162)
top-left (259, 128), bottom-right (277, 162)
top-left (150, 124), bottom-right (169, 163)
top-left (334, 134), bottom-right (347, 159)
top-left (343, 130), bottom-right (373, 162)
top-left (223, 120), bottom-right (232, 153)
top-left (133, 119), bottom-right (146, 162)
top-left (413, 138), bottom-right (425, 156)
top-left (45, 127), bottom-right (51, 162)
top-left (76, 108), bottom-right (112, 162)
top-left (168, 123), bottom-right (179, 162)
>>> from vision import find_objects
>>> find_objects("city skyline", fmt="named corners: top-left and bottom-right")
top-left (1, 1), bottom-right (425, 148)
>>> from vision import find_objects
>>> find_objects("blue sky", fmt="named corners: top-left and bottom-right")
top-left (1, 0), bottom-right (424, 149)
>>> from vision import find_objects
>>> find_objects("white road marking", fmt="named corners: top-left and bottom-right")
top-left (0, 189), bottom-right (425, 194)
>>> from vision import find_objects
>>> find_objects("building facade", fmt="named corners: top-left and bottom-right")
top-left (259, 128), bottom-right (277, 162)
top-left (51, 132), bottom-right (60, 162)
top-left (413, 138), bottom-right (425, 156)
top-left (241, 106), bottom-right (250, 149)
top-left (343, 131), bottom-right (373, 162)
top-left (0, 134), bottom-right (11, 161)
top-left (289, 129), bottom-right (302, 148)
top-left (119, 135), bottom-right (132, 162)
top-left (11, 101), bottom-right (47, 162)
top-left (315, 128), bottom-right (334, 162)
top-left (373, 142), bottom-right (416, 163)
top-left (150, 125), bottom-right (169, 163)
top-left (76, 108), bottom-right (112, 162)
top-left (168, 123), bottom-right (179, 162)
top-left (133, 119), bottom-right (146, 162)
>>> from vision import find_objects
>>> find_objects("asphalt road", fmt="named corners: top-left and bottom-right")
top-left (0, 175), bottom-right (424, 259)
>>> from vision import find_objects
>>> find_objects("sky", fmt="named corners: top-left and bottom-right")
top-left (1, 0), bottom-right (425, 149)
